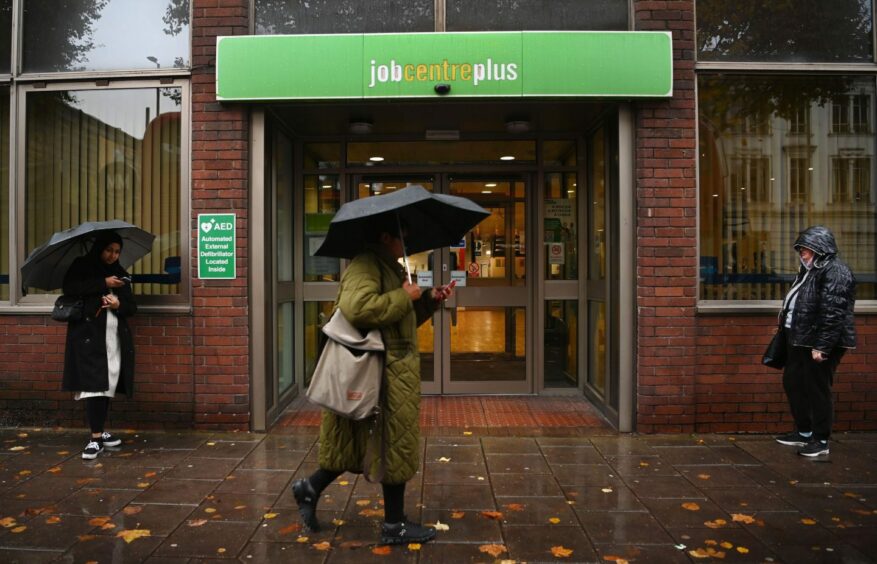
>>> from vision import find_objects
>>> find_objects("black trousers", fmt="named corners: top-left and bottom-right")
top-left (782, 336), bottom-right (844, 441)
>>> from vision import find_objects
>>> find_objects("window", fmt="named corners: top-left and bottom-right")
top-left (256, 0), bottom-right (434, 34)
top-left (0, 0), bottom-right (10, 74)
top-left (699, 75), bottom-right (876, 301)
top-left (22, 0), bottom-right (190, 73)
top-left (22, 85), bottom-right (186, 299)
top-left (0, 87), bottom-right (8, 300)
top-left (447, 0), bottom-right (627, 31)
top-left (697, 0), bottom-right (873, 62)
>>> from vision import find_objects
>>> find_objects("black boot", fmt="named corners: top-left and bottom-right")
top-left (380, 518), bottom-right (436, 545)
top-left (292, 478), bottom-right (321, 532)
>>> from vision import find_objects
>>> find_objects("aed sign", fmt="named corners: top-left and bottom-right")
top-left (198, 213), bottom-right (236, 279)
top-left (216, 31), bottom-right (672, 100)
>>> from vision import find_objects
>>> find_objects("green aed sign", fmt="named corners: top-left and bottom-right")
top-left (198, 213), bottom-right (236, 279)
top-left (216, 31), bottom-right (672, 101)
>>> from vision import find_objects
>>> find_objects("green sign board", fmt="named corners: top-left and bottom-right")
top-left (216, 31), bottom-right (672, 101)
top-left (198, 213), bottom-right (236, 279)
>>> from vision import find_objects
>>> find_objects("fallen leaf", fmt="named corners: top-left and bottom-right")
top-left (450, 511), bottom-right (465, 519)
top-left (9, 446), bottom-right (26, 451)
top-left (697, 474), bottom-right (711, 480)
top-left (339, 541), bottom-right (365, 549)
top-left (47, 467), bottom-right (62, 474)
top-left (136, 482), bottom-right (150, 488)
top-left (339, 480), bottom-right (349, 486)
top-left (463, 431), bottom-right (473, 436)
top-left (548, 517), bottom-right (561, 524)
top-left (45, 516), bottom-right (62, 524)
top-left (704, 540), bottom-right (717, 546)
top-left (720, 541), bottom-right (733, 549)
top-left (57, 451), bottom-right (70, 455)
top-left (479, 544), bottom-right (507, 557)
top-left (689, 548), bottom-right (710, 559)
top-left (234, 505), bottom-right (247, 510)
top-left (116, 529), bottom-right (151, 543)
top-left (88, 517), bottom-right (111, 527)
top-left (359, 508), bottom-right (384, 518)
top-left (603, 556), bottom-right (630, 563)
top-left (736, 546), bottom-right (750, 554)
top-left (731, 513), bottom-right (756, 524)
top-left (681, 502), bottom-right (701, 511)
top-left (356, 499), bottom-right (371, 506)
top-left (843, 492), bottom-right (859, 499)
top-left (18, 470), bottom-right (32, 476)
top-left (639, 461), bottom-right (650, 467)
top-left (372, 545), bottom-right (392, 555)
top-left (601, 487), bottom-right (613, 493)
top-left (408, 543), bottom-right (422, 551)
top-left (78, 535), bottom-right (97, 542)
top-left (312, 541), bottom-right (331, 551)
top-left (187, 519), bottom-right (208, 527)
top-left (704, 519), bottom-right (727, 529)
top-left (217, 548), bottom-right (226, 554)
top-left (101, 523), bottom-right (116, 530)
top-left (296, 536), bottom-right (309, 543)
top-left (17, 433), bottom-right (28, 438)
top-left (550, 545), bottom-right (574, 557)
top-left (437, 457), bottom-right (452, 462)
top-left (143, 471), bottom-right (157, 478)
top-left (432, 521), bottom-right (450, 531)
top-left (76, 478), bottom-right (96, 486)
top-left (801, 518), bottom-right (817, 525)
top-left (480, 511), bottom-right (504, 520)
top-left (331, 518), bottom-right (345, 526)
top-left (11, 525), bottom-right (27, 533)
top-left (0, 517), bottom-right (17, 528)
top-left (278, 523), bottom-right (301, 536)
top-left (206, 442), bottom-right (216, 446)
top-left (263, 512), bottom-right (279, 519)
top-left (123, 506), bottom-right (143, 516)
top-left (504, 503), bottom-right (525, 512)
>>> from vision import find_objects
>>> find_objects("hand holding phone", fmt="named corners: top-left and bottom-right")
top-left (120, 276), bottom-right (132, 284)
top-left (434, 279), bottom-right (457, 301)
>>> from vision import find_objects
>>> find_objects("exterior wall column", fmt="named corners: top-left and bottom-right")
top-left (191, 0), bottom-right (251, 430)
top-left (633, 0), bottom-right (698, 432)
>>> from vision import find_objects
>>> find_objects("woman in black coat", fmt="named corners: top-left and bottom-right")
top-left (62, 232), bottom-right (137, 460)
top-left (774, 226), bottom-right (856, 457)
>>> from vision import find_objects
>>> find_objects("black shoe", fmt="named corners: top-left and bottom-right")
top-left (798, 440), bottom-right (829, 457)
top-left (292, 478), bottom-right (321, 532)
top-left (775, 431), bottom-right (809, 447)
top-left (82, 440), bottom-right (103, 460)
top-left (100, 432), bottom-right (122, 448)
top-left (381, 518), bottom-right (437, 545)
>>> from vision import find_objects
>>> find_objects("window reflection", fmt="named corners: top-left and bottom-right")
top-left (0, 87), bottom-right (8, 299)
top-left (0, 0), bottom-right (10, 74)
top-left (256, 0), bottom-right (433, 34)
top-left (697, 0), bottom-right (872, 62)
top-left (448, 0), bottom-right (627, 31)
top-left (24, 88), bottom-right (183, 295)
top-left (23, 0), bottom-right (190, 73)
top-left (699, 75), bottom-right (876, 300)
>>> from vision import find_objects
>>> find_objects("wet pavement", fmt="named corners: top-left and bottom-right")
top-left (1, 425), bottom-right (876, 563)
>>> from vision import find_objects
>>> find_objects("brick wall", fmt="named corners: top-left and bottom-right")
top-left (634, 1), bottom-right (699, 432)
top-left (191, 0), bottom-right (251, 430)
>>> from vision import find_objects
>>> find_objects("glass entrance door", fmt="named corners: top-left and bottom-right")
top-left (354, 175), bottom-right (530, 394)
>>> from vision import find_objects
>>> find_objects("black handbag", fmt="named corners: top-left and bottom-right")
top-left (762, 327), bottom-right (787, 369)
top-left (51, 295), bottom-right (84, 322)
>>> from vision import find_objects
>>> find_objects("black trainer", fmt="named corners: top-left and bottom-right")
top-left (381, 518), bottom-right (437, 545)
top-left (82, 440), bottom-right (103, 460)
top-left (775, 431), bottom-right (809, 447)
top-left (100, 432), bottom-right (122, 448)
top-left (798, 440), bottom-right (829, 457)
top-left (292, 478), bottom-right (321, 532)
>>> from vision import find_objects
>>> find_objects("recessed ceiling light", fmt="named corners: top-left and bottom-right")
top-left (567, 190), bottom-right (576, 194)
top-left (500, 155), bottom-right (515, 161)
top-left (485, 183), bottom-right (497, 187)
top-left (712, 194), bottom-right (719, 197)
top-left (482, 190), bottom-right (493, 194)
top-left (321, 184), bottom-right (332, 189)
top-left (369, 156), bottom-right (384, 162)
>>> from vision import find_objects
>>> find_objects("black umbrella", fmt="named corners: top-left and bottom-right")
top-left (21, 220), bottom-right (155, 292)
top-left (314, 185), bottom-right (490, 279)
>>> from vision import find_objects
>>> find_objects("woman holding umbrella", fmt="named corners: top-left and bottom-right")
top-left (62, 232), bottom-right (137, 460)
top-left (292, 214), bottom-right (455, 545)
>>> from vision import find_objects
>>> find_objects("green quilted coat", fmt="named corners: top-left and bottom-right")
top-left (318, 247), bottom-right (437, 484)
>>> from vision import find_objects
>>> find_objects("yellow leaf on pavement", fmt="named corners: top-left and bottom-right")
top-left (123, 506), bottom-right (143, 516)
top-left (296, 536), bottom-right (309, 543)
top-left (355, 499), bottom-right (371, 506)
top-left (689, 548), bottom-right (710, 558)
top-left (736, 546), bottom-right (750, 554)
top-left (88, 517), bottom-right (111, 527)
top-left (704, 518), bottom-right (727, 528)
top-left (548, 517), bottom-right (561, 524)
top-left (432, 520), bottom-right (450, 531)
top-left (11, 526), bottom-right (27, 533)
top-left (313, 541), bottom-right (331, 551)
top-left (480, 511), bottom-right (504, 520)
top-left (550, 545), bottom-right (573, 557)
top-left (408, 543), bottom-right (422, 551)
top-left (450, 511), bottom-right (465, 519)
top-left (479, 544), bottom-right (507, 557)
top-left (697, 474), bottom-right (711, 480)
top-left (731, 513), bottom-right (756, 524)
top-left (116, 529), bottom-right (151, 543)
top-left (45, 516), bottom-right (61, 524)
top-left (187, 519), bottom-right (208, 527)
top-left (0, 517), bottom-right (17, 528)
top-left (372, 545), bottom-right (392, 555)
top-left (720, 541), bottom-right (733, 549)
top-left (263, 512), bottom-right (278, 519)
top-left (801, 518), bottom-right (817, 525)
top-left (681, 502), bottom-right (701, 511)
top-left (47, 467), bottom-right (62, 474)
top-left (504, 503), bottom-right (525, 512)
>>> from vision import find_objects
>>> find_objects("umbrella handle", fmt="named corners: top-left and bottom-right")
top-left (396, 214), bottom-right (412, 285)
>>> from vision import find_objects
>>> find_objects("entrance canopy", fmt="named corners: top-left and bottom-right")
top-left (216, 31), bottom-right (673, 101)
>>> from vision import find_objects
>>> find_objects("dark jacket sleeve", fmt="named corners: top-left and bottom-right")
top-left (814, 263), bottom-right (855, 353)
top-left (62, 257), bottom-right (107, 297)
top-left (413, 290), bottom-right (439, 327)
top-left (114, 279), bottom-right (138, 318)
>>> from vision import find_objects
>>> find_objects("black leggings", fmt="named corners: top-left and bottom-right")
top-left (85, 397), bottom-right (110, 435)
top-left (308, 468), bottom-right (406, 524)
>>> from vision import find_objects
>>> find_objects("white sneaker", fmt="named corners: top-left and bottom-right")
top-left (82, 440), bottom-right (103, 460)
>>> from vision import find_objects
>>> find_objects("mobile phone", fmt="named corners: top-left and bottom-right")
top-left (120, 276), bottom-right (132, 283)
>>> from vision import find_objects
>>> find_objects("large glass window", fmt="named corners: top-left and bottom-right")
top-left (697, 0), bottom-right (873, 62)
top-left (0, 0), bottom-right (11, 74)
top-left (24, 87), bottom-right (184, 296)
top-left (22, 0), bottom-right (190, 73)
top-left (0, 87), bottom-right (8, 300)
top-left (699, 75), bottom-right (877, 301)
top-left (448, 0), bottom-right (627, 31)
top-left (256, 0), bottom-right (434, 35)
top-left (545, 300), bottom-right (578, 388)
top-left (544, 173), bottom-right (578, 280)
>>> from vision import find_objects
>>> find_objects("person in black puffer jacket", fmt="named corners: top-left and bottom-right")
top-left (774, 226), bottom-right (856, 457)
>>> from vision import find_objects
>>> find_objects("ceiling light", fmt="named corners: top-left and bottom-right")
top-left (482, 190), bottom-right (492, 194)
top-left (485, 183), bottom-right (497, 187)
top-left (567, 190), bottom-right (576, 195)
top-left (321, 184), bottom-right (332, 189)
top-left (369, 156), bottom-right (384, 162)
top-left (500, 155), bottom-right (515, 161)
top-left (349, 120), bottom-right (373, 134)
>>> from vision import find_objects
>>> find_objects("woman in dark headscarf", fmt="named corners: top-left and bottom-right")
top-left (62, 231), bottom-right (137, 460)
